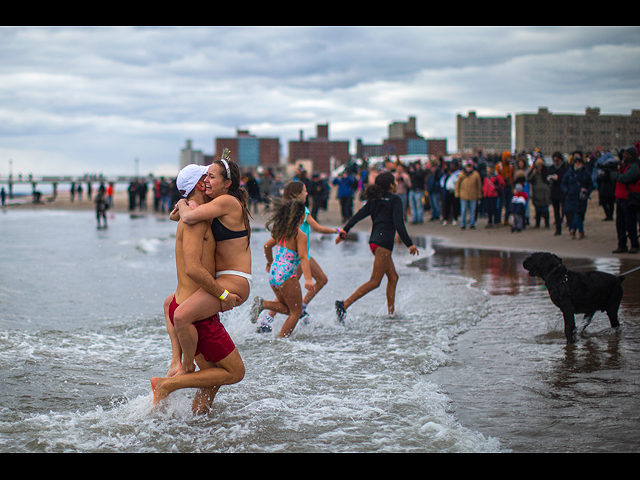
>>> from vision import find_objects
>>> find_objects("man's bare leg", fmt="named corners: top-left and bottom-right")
top-left (164, 294), bottom-right (183, 377)
top-left (152, 348), bottom-right (245, 407)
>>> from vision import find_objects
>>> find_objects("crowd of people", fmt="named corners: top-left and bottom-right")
top-left (347, 146), bottom-right (639, 254)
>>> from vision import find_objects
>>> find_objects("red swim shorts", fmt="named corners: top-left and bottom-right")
top-left (169, 296), bottom-right (236, 364)
top-left (369, 243), bottom-right (379, 255)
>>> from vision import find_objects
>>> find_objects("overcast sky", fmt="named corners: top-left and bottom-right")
top-left (1, 26), bottom-right (639, 178)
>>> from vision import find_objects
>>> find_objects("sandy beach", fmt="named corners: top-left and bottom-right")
top-left (7, 185), bottom-right (639, 264)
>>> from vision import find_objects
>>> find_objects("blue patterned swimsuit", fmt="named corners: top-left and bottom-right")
top-left (269, 235), bottom-right (301, 288)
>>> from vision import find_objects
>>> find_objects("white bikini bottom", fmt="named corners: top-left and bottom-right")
top-left (216, 270), bottom-right (253, 291)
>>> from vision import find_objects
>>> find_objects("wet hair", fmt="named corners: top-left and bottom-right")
top-left (282, 180), bottom-right (305, 200)
top-left (363, 171), bottom-right (396, 201)
top-left (212, 151), bottom-right (251, 245)
top-left (265, 198), bottom-right (306, 244)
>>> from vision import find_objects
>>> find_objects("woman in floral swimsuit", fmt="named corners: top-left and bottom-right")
top-left (249, 198), bottom-right (314, 338)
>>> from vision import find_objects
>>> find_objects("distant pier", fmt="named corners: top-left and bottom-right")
top-left (0, 174), bottom-right (159, 202)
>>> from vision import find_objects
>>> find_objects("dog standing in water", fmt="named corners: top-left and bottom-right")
top-left (522, 252), bottom-right (625, 344)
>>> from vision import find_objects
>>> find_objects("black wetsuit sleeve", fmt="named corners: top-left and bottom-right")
top-left (343, 201), bottom-right (372, 233)
top-left (391, 195), bottom-right (414, 248)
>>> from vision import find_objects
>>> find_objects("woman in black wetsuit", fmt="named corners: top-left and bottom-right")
top-left (335, 171), bottom-right (418, 322)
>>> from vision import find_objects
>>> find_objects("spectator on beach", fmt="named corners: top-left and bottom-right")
top-left (594, 152), bottom-right (617, 221)
top-left (270, 174), bottom-right (285, 202)
top-left (309, 172), bottom-right (329, 220)
top-left (259, 169), bottom-right (273, 210)
top-left (510, 184), bottom-right (529, 232)
top-left (455, 159), bottom-right (482, 230)
top-left (159, 177), bottom-right (171, 214)
top-left (245, 172), bottom-right (260, 214)
top-left (107, 182), bottom-right (114, 209)
top-left (128, 180), bottom-right (138, 211)
top-left (496, 151), bottom-right (515, 226)
top-left (138, 180), bottom-right (148, 211)
top-left (408, 160), bottom-right (426, 224)
top-left (561, 153), bottom-right (593, 240)
top-left (548, 152), bottom-right (568, 235)
top-left (153, 178), bottom-right (161, 212)
top-left (333, 170), bottom-right (356, 222)
top-left (483, 163), bottom-right (504, 228)
top-left (426, 159), bottom-right (442, 221)
top-left (442, 161), bottom-right (461, 226)
top-left (95, 184), bottom-right (109, 229)
top-left (394, 163), bottom-right (411, 221)
top-left (526, 157), bottom-right (551, 229)
top-left (610, 146), bottom-right (640, 254)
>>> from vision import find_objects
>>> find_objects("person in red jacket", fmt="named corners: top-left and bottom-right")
top-left (482, 163), bottom-right (504, 228)
top-left (611, 147), bottom-right (640, 254)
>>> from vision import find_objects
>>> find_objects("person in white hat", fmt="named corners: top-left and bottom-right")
top-left (176, 164), bottom-right (209, 199)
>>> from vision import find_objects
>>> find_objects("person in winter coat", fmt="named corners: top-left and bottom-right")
top-left (547, 152), bottom-right (568, 235)
top-left (610, 146), bottom-right (640, 254)
top-left (426, 159), bottom-right (442, 221)
top-left (495, 151), bottom-right (515, 225)
top-left (455, 160), bottom-right (482, 229)
top-left (482, 163), bottom-right (504, 228)
top-left (594, 152), bottom-right (618, 222)
top-left (526, 157), bottom-right (551, 228)
top-left (561, 153), bottom-right (593, 239)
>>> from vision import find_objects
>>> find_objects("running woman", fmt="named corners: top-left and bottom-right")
top-left (334, 171), bottom-right (418, 322)
top-left (258, 181), bottom-right (342, 332)
top-left (249, 198), bottom-right (314, 338)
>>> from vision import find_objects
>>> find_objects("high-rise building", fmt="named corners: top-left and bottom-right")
top-left (515, 107), bottom-right (640, 154)
top-left (288, 123), bottom-right (350, 174)
top-left (180, 139), bottom-right (205, 169)
top-left (457, 111), bottom-right (512, 154)
top-left (215, 130), bottom-right (280, 170)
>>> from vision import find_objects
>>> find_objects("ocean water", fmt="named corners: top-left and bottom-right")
top-left (0, 208), bottom-right (638, 452)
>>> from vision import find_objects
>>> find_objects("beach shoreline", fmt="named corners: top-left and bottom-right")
top-left (5, 186), bottom-right (639, 264)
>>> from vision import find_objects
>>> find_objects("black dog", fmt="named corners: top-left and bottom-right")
top-left (522, 252), bottom-right (625, 344)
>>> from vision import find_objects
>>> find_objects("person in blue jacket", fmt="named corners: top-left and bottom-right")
top-left (561, 152), bottom-right (593, 239)
top-left (333, 170), bottom-right (356, 222)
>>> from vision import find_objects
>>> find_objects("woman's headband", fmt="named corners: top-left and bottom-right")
top-left (220, 148), bottom-right (232, 179)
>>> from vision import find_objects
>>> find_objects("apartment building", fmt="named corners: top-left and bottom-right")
top-left (456, 111), bottom-right (512, 155)
top-left (515, 107), bottom-right (640, 154)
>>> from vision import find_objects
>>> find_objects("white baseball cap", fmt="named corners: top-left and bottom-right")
top-left (177, 164), bottom-right (208, 198)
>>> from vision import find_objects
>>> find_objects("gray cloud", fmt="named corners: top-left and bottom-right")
top-left (1, 26), bottom-right (639, 177)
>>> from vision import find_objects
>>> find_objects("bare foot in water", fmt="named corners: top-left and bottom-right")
top-left (151, 377), bottom-right (170, 405)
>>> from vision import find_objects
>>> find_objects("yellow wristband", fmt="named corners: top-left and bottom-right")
top-left (219, 289), bottom-right (229, 300)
